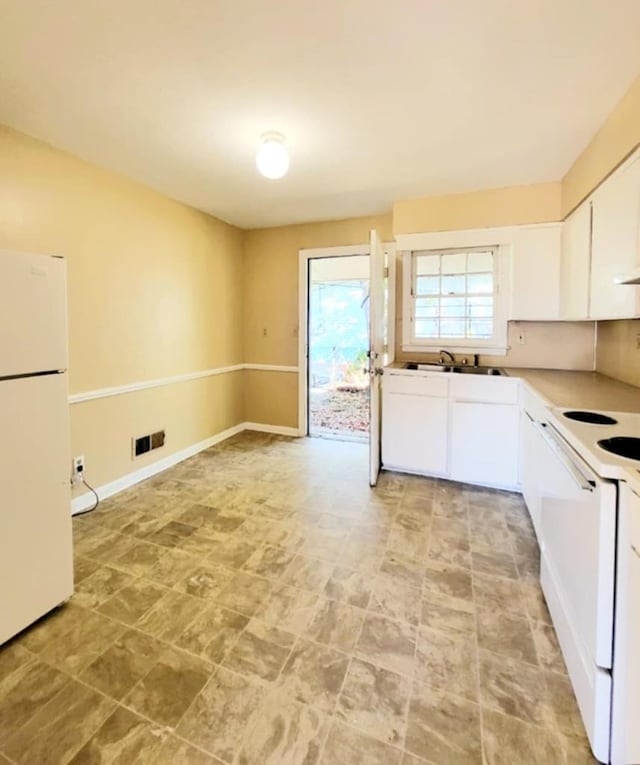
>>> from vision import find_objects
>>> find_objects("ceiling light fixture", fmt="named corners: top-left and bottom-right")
top-left (256, 132), bottom-right (289, 179)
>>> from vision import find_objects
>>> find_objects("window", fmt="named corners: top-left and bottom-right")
top-left (403, 246), bottom-right (507, 352)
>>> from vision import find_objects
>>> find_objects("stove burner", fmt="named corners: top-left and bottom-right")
top-left (598, 437), bottom-right (640, 461)
top-left (563, 411), bottom-right (618, 425)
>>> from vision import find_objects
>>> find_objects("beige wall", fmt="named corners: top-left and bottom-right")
top-left (562, 74), bottom-right (640, 217)
top-left (0, 125), bottom-right (245, 489)
top-left (242, 215), bottom-right (392, 426)
top-left (393, 183), bottom-right (562, 235)
top-left (596, 320), bottom-right (640, 388)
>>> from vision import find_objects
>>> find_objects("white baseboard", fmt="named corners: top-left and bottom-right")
top-left (243, 422), bottom-right (300, 437)
top-left (71, 421), bottom-right (300, 515)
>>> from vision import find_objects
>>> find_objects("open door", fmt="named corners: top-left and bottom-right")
top-left (369, 229), bottom-right (386, 486)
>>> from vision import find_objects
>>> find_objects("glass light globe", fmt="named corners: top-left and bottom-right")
top-left (256, 134), bottom-right (289, 179)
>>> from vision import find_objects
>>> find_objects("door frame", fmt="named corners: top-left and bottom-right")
top-left (297, 243), bottom-right (396, 438)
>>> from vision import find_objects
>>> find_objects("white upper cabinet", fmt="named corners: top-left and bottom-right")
top-left (560, 202), bottom-right (591, 320)
top-left (509, 225), bottom-right (562, 320)
top-left (589, 156), bottom-right (640, 319)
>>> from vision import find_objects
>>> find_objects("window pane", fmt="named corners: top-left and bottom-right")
top-left (468, 251), bottom-right (493, 272)
top-left (416, 275), bottom-right (440, 295)
top-left (440, 319), bottom-right (466, 337)
top-left (415, 254), bottom-right (440, 275)
top-left (441, 274), bottom-right (465, 295)
top-left (415, 319), bottom-right (439, 337)
top-left (467, 272), bottom-right (493, 294)
top-left (441, 252), bottom-right (467, 274)
top-left (415, 297), bottom-right (439, 317)
top-left (468, 319), bottom-right (493, 338)
top-left (467, 296), bottom-right (493, 318)
top-left (440, 296), bottom-right (465, 317)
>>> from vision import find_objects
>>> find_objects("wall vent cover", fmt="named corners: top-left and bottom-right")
top-left (133, 430), bottom-right (166, 459)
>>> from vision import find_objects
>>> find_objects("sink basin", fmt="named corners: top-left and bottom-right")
top-left (403, 362), bottom-right (449, 371)
top-left (403, 362), bottom-right (504, 376)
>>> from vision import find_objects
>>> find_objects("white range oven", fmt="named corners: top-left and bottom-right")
top-left (527, 405), bottom-right (640, 765)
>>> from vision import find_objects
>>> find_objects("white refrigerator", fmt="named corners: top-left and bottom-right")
top-left (0, 250), bottom-right (73, 645)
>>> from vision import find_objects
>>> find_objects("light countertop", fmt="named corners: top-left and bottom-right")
top-left (506, 368), bottom-right (640, 414)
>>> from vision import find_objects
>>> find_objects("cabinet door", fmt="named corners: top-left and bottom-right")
top-left (510, 225), bottom-right (561, 320)
top-left (382, 393), bottom-right (448, 475)
top-left (450, 402), bottom-right (519, 489)
top-left (560, 202), bottom-right (591, 320)
top-left (590, 157), bottom-right (640, 319)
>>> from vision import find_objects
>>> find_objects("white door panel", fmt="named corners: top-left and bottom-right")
top-left (0, 251), bottom-right (68, 377)
top-left (369, 229), bottom-right (385, 486)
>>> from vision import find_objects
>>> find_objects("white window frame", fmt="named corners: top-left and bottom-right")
top-left (402, 245), bottom-right (510, 354)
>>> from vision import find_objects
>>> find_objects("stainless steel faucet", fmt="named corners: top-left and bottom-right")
top-left (439, 349), bottom-right (455, 365)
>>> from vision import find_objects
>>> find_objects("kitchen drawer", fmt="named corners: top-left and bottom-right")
top-left (383, 373), bottom-right (449, 398)
top-left (450, 375), bottom-right (518, 404)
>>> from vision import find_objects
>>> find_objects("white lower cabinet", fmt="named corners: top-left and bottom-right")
top-left (450, 401), bottom-right (519, 488)
top-left (382, 392), bottom-right (448, 475)
top-left (382, 370), bottom-right (519, 488)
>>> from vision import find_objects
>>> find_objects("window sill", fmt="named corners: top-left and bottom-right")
top-left (402, 343), bottom-right (509, 356)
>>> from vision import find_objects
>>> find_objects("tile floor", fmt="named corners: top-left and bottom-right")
top-left (0, 432), bottom-right (597, 764)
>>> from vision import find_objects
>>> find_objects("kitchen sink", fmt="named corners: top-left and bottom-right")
top-left (403, 362), bottom-right (505, 376)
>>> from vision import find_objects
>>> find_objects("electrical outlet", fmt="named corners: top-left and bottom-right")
top-left (517, 329), bottom-right (526, 345)
top-left (71, 455), bottom-right (85, 484)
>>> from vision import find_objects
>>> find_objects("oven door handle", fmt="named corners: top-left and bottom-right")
top-left (536, 422), bottom-right (596, 493)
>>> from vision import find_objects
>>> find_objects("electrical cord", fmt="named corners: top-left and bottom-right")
top-left (73, 474), bottom-right (100, 516)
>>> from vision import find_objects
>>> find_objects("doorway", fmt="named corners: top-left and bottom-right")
top-left (307, 255), bottom-right (370, 442)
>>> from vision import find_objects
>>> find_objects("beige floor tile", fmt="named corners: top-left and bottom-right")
top-left (135, 589), bottom-right (206, 642)
top-left (124, 645), bottom-right (212, 727)
top-left (415, 625), bottom-right (478, 702)
top-left (175, 604), bottom-right (249, 663)
top-left (282, 554), bottom-right (334, 593)
top-left (73, 565), bottom-right (133, 608)
top-left (476, 607), bottom-right (539, 666)
top-left (216, 571), bottom-right (274, 616)
top-left (38, 609), bottom-right (125, 675)
top-left (155, 735), bottom-right (224, 764)
top-left (279, 638), bottom-right (350, 712)
top-left (323, 565), bottom-right (372, 608)
top-left (304, 598), bottom-right (366, 652)
top-left (80, 628), bottom-right (164, 700)
top-left (478, 649), bottom-right (555, 727)
top-left (405, 683), bottom-right (482, 765)
top-left (482, 707), bottom-right (568, 765)
top-left (0, 658), bottom-right (70, 742)
top-left (256, 583), bottom-right (320, 633)
top-left (97, 578), bottom-right (168, 624)
top-left (423, 561), bottom-right (473, 603)
top-left (177, 667), bottom-right (267, 762)
top-left (237, 688), bottom-right (329, 765)
top-left (356, 613), bottom-right (416, 677)
top-left (68, 706), bottom-right (165, 764)
top-left (532, 619), bottom-right (567, 673)
top-left (471, 548), bottom-right (519, 580)
top-left (320, 720), bottom-right (403, 765)
top-left (222, 621), bottom-right (293, 681)
top-left (369, 573), bottom-right (422, 626)
top-left (243, 543), bottom-right (296, 580)
top-left (175, 560), bottom-right (236, 599)
top-left (4, 680), bottom-right (115, 765)
top-left (0, 642), bottom-right (32, 685)
top-left (336, 657), bottom-right (410, 746)
top-left (420, 595), bottom-right (475, 636)
top-left (472, 571), bottom-right (526, 617)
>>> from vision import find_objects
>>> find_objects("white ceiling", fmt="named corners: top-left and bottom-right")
top-left (1, 1), bottom-right (639, 229)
